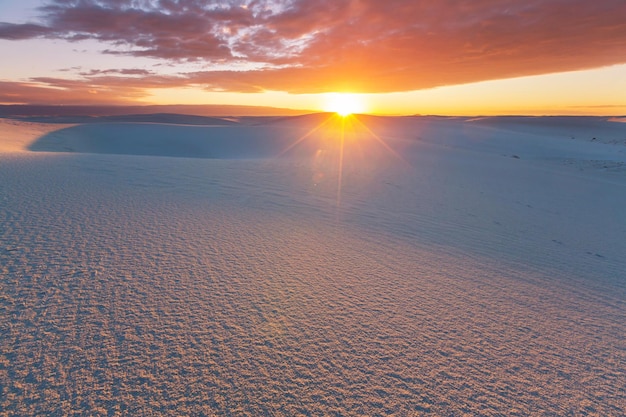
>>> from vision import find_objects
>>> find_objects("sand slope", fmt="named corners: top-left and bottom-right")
top-left (28, 123), bottom-right (298, 159)
top-left (0, 119), bottom-right (74, 153)
top-left (1, 115), bottom-right (625, 415)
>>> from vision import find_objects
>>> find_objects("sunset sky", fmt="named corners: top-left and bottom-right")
top-left (1, 0), bottom-right (625, 115)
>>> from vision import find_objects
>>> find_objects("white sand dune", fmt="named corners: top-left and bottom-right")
top-left (17, 113), bottom-right (239, 126)
top-left (27, 123), bottom-right (301, 159)
top-left (0, 118), bottom-right (75, 153)
top-left (1, 115), bottom-right (625, 415)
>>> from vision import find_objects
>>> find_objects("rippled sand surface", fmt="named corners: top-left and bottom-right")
top-left (1, 116), bottom-right (625, 415)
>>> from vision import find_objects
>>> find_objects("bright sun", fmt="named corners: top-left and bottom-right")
top-left (323, 93), bottom-right (365, 116)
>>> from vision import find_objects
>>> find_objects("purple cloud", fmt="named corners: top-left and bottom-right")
top-left (0, 22), bottom-right (50, 39)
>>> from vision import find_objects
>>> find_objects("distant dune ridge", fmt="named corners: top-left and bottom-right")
top-left (3, 112), bottom-right (626, 158)
top-left (1, 114), bottom-right (625, 415)
top-left (0, 104), bottom-right (313, 118)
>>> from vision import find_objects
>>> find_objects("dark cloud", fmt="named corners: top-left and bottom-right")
top-left (1, 0), bottom-right (625, 96)
top-left (40, 1), bottom-right (234, 60)
top-left (0, 22), bottom-right (50, 39)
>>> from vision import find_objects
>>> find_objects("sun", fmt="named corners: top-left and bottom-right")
top-left (323, 93), bottom-right (366, 116)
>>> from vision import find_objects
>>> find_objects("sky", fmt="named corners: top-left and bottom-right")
top-left (1, 0), bottom-right (625, 115)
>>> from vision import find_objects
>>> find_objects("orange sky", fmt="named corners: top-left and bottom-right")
top-left (1, 0), bottom-right (625, 115)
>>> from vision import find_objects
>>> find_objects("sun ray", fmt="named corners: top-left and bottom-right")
top-left (275, 114), bottom-right (336, 157)
top-left (275, 110), bottom-right (409, 213)
top-left (350, 115), bottom-right (412, 168)
top-left (336, 115), bottom-right (346, 208)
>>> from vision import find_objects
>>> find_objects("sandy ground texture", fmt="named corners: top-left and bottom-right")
top-left (1, 115), bottom-right (625, 416)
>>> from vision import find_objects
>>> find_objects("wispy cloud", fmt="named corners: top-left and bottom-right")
top-left (0, 79), bottom-right (147, 104)
top-left (1, 0), bottom-right (625, 102)
top-left (78, 68), bottom-right (155, 77)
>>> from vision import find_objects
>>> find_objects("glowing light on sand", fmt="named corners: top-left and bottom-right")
top-left (323, 93), bottom-right (366, 116)
top-left (278, 113), bottom-right (407, 212)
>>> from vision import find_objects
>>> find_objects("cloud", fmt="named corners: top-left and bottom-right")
top-left (0, 79), bottom-right (149, 105)
top-left (0, 22), bottom-right (50, 39)
top-left (78, 68), bottom-right (155, 76)
top-left (1, 0), bottom-right (626, 97)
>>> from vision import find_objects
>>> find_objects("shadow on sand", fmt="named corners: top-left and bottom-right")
top-left (27, 123), bottom-right (309, 159)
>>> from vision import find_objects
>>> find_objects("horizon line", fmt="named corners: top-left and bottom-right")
top-left (1, 104), bottom-right (625, 119)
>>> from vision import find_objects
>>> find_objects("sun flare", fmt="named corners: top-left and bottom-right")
top-left (323, 93), bottom-right (366, 116)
